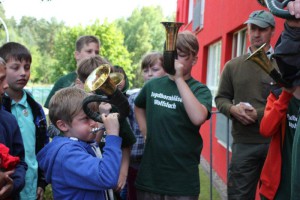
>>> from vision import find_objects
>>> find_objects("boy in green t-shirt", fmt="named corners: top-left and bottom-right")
top-left (44, 35), bottom-right (101, 108)
top-left (134, 30), bottom-right (212, 199)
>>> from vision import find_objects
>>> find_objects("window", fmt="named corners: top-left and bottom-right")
top-left (206, 41), bottom-right (222, 105)
top-left (215, 29), bottom-right (246, 150)
top-left (193, 0), bottom-right (205, 31)
top-left (188, 0), bottom-right (194, 23)
top-left (232, 28), bottom-right (247, 58)
top-left (215, 113), bottom-right (232, 150)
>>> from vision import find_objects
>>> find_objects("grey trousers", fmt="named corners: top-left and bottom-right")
top-left (227, 143), bottom-right (269, 200)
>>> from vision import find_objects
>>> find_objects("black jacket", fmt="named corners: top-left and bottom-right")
top-left (2, 91), bottom-right (49, 191)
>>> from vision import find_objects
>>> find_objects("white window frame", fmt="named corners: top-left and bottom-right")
top-left (188, 0), bottom-right (194, 23)
top-left (199, 0), bottom-right (205, 29)
top-left (231, 28), bottom-right (247, 58)
top-left (206, 41), bottom-right (222, 106)
top-left (192, 0), bottom-right (205, 31)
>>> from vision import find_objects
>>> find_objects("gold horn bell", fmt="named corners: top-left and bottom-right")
top-left (161, 22), bottom-right (183, 75)
top-left (246, 43), bottom-right (291, 88)
top-left (82, 64), bottom-right (129, 123)
top-left (84, 64), bottom-right (124, 96)
top-left (246, 43), bottom-right (273, 74)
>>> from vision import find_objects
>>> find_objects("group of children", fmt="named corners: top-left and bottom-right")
top-left (0, 25), bottom-right (212, 200)
top-left (1, 2), bottom-right (300, 200)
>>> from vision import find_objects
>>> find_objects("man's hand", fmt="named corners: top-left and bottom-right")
top-left (230, 103), bottom-right (256, 125)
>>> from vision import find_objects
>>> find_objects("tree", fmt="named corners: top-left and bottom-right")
top-left (6, 16), bottom-right (65, 83)
top-left (50, 20), bottom-right (133, 84)
top-left (0, 3), bottom-right (175, 87)
top-left (17, 16), bottom-right (65, 55)
top-left (115, 6), bottom-right (175, 87)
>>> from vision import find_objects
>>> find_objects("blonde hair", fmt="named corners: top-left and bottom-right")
top-left (76, 55), bottom-right (111, 83)
top-left (176, 31), bottom-right (199, 56)
top-left (49, 87), bottom-right (88, 126)
top-left (141, 52), bottom-right (163, 71)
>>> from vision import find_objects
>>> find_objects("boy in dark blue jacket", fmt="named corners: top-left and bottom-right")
top-left (0, 57), bottom-right (27, 199)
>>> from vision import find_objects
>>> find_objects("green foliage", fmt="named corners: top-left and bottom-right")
top-left (199, 165), bottom-right (222, 200)
top-left (0, 5), bottom-right (65, 84)
top-left (50, 21), bottom-right (132, 84)
top-left (18, 17), bottom-right (64, 55)
top-left (0, 3), bottom-right (175, 87)
top-left (44, 185), bottom-right (53, 200)
top-left (115, 6), bottom-right (175, 88)
top-left (14, 17), bottom-right (65, 83)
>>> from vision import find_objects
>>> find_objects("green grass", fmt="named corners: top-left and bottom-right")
top-left (199, 165), bottom-right (222, 200)
top-left (44, 166), bottom-right (222, 200)
top-left (44, 185), bottom-right (53, 200)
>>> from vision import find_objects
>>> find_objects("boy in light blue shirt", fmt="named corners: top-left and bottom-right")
top-left (0, 42), bottom-right (49, 200)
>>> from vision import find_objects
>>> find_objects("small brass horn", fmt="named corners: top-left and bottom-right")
top-left (84, 64), bottom-right (124, 95)
top-left (246, 43), bottom-right (291, 88)
top-left (82, 64), bottom-right (130, 123)
top-left (161, 22), bottom-right (184, 75)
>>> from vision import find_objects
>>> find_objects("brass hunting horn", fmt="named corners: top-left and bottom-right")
top-left (257, 0), bottom-right (295, 19)
top-left (246, 43), bottom-right (292, 87)
top-left (82, 64), bottom-right (130, 123)
top-left (161, 22), bottom-right (184, 75)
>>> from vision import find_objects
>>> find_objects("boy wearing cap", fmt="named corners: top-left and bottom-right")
top-left (215, 10), bottom-right (277, 200)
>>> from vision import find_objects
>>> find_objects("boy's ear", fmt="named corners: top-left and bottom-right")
top-left (56, 120), bottom-right (69, 132)
top-left (74, 51), bottom-right (80, 62)
top-left (192, 56), bottom-right (198, 66)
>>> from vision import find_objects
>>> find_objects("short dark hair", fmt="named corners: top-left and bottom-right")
top-left (0, 42), bottom-right (31, 63)
top-left (76, 55), bottom-right (111, 83)
top-left (176, 31), bottom-right (199, 56)
top-left (113, 65), bottom-right (127, 79)
top-left (75, 35), bottom-right (101, 52)
top-left (141, 52), bottom-right (163, 71)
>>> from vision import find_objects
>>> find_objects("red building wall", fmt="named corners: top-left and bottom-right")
top-left (176, 0), bottom-right (285, 183)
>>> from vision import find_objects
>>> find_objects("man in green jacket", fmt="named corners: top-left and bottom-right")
top-left (215, 10), bottom-right (277, 200)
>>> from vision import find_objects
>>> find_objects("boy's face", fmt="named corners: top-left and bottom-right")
top-left (0, 65), bottom-right (8, 99)
top-left (117, 79), bottom-right (126, 91)
top-left (176, 49), bottom-right (197, 75)
top-left (6, 58), bottom-right (30, 92)
top-left (142, 60), bottom-right (166, 81)
top-left (74, 42), bottom-right (100, 63)
top-left (61, 110), bottom-right (97, 142)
